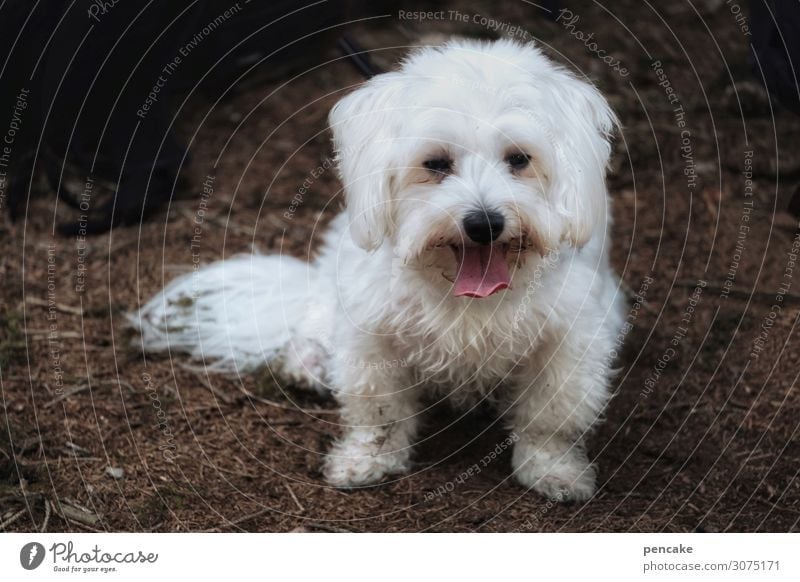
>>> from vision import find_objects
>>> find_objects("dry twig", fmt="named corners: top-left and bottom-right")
top-left (0, 508), bottom-right (26, 530)
top-left (25, 296), bottom-right (85, 316)
top-left (284, 482), bottom-right (306, 513)
top-left (40, 498), bottom-right (52, 533)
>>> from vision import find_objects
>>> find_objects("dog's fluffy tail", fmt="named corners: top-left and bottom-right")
top-left (129, 254), bottom-right (332, 388)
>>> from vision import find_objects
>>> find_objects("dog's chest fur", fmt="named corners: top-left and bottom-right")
top-left (390, 290), bottom-right (543, 405)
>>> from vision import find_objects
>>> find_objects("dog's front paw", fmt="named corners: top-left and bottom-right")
top-left (512, 437), bottom-right (597, 502)
top-left (323, 439), bottom-right (410, 488)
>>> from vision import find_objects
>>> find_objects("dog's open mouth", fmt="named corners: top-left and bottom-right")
top-left (451, 244), bottom-right (511, 298)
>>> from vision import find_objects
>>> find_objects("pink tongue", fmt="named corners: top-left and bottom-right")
top-left (452, 245), bottom-right (511, 298)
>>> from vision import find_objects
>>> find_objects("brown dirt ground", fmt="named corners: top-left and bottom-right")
top-left (2, 0), bottom-right (800, 532)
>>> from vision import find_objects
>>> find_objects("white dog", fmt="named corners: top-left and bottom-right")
top-left (133, 39), bottom-right (624, 501)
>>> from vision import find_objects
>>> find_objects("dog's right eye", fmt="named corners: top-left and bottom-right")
top-left (423, 158), bottom-right (453, 175)
top-left (506, 152), bottom-right (531, 171)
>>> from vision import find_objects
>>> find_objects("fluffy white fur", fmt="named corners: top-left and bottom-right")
top-left (132, 39), bottom-right (625, 501)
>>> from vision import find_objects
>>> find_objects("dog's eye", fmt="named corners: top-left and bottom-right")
top-left (506, 152), bottom-right (531, 171)
top-left (423, 157), bottom-right (453, 175)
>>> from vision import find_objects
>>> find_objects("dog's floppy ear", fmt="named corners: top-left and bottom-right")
top-left (329, 74), bottom-right (402, 251)
top-left (546, 72), bottom-right (617, 248)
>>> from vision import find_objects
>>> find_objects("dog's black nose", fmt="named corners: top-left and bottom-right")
top-left (463, 209), bottom-right (505, 245)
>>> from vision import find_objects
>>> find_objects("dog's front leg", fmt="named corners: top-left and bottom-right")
top-left (510, 327), bottom-right (614, 502)
top-left (323, 339), bottom-right (419, 487)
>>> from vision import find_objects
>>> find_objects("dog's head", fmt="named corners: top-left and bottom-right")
top-left (330, 39), bottom-right (616, 298)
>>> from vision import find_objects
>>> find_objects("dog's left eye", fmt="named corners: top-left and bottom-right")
top-left (423, 158), bottom-right (453, 175)
top-left (506, 152), bottom-right (531, 171)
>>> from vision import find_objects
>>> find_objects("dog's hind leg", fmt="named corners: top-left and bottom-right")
top-left (267, 297), bottom-right (335, 395)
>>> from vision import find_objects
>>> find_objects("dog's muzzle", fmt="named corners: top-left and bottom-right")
top-left (451, 208), bottom-right (510, 299)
